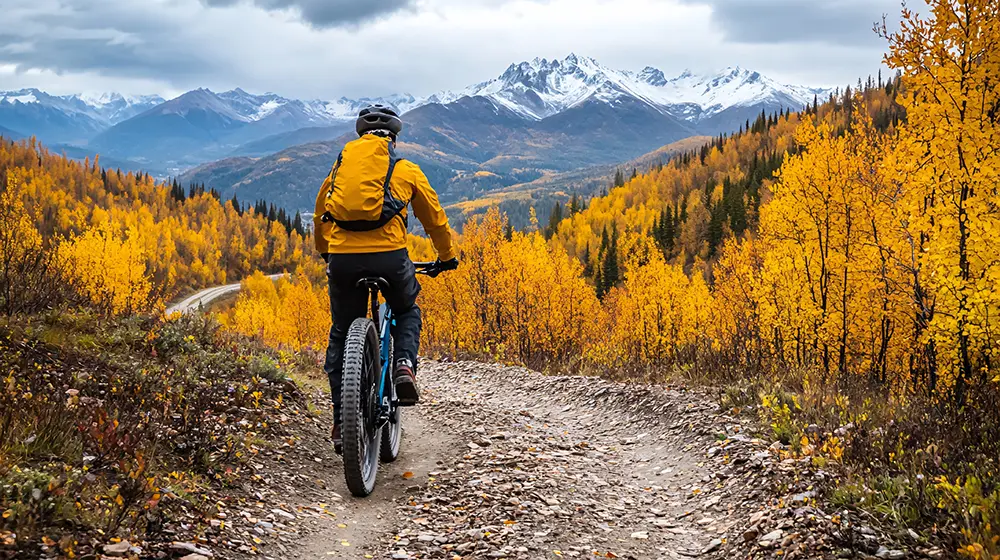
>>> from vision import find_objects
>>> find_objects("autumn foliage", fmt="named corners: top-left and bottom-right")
top-left (219, 271), bottom-right (331, 352)
top-left (0, 138), bottom-right (319, 315)
top-left (413, 1), bottom-right (1000, 554)
top-left (415, 211), bottom-right (599, 369)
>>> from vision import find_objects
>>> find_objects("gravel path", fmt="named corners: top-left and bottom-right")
top-left (190, 359), bottom-right (929, 559)
top-left (285, 361), bottom-right (763, 560)
top-left (72, 351), bottom-right (936, 560)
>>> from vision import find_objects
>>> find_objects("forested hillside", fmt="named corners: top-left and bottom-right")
top-left (551, 76), bottom-right (904, 284)
top-left (1, 137), bottom-right (319, 313)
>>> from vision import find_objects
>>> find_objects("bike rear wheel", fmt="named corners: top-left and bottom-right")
top-left (341, 318), bottom-right (381, 497)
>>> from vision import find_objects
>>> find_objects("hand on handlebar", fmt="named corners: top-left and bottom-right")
top-left (416, 258), bottom-right (459, 278)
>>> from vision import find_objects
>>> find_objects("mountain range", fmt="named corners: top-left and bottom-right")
top-left (0, 90), bottom-right (164, 144)
top-left (1, 54), bottom-right (832, 209)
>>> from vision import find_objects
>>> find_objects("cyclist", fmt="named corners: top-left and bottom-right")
top-left (314, 104), bottom-right (459, 452)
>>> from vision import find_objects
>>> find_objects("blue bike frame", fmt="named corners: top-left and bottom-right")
top-left (376, 303), bottom-right (394, 408)
top-left (369, 261), bottom-right (440, 419)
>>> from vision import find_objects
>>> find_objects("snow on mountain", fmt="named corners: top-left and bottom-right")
top-left (313, 93), bottom-right (425, 121)
top-left (446, 54), bottom-right (830, 121)
top-left (0, 92), bottom-right (40, 105)
top-left (73, 92), bottom-right (166, 124)
top-left (0, 89), bottom-right (164, 125)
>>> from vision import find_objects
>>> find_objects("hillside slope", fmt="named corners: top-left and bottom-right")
top-left (444, 135), bottom-right (713, 229)
top-left (179, 95), bottom-right (701, 212)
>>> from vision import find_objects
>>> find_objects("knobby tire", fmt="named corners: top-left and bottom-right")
top-left (342, 318), bottom-right (381, 497)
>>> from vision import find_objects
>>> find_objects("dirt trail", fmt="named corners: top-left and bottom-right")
top-left (165, 274), bottom-right (283, 315)
top-left (279, 361), bottom-right (758, 560)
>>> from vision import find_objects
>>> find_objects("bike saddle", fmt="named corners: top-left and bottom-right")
top-left (356, 277), bottom-right (390, 292)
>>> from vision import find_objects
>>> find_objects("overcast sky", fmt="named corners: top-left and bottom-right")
top-left (0, 0), bottom-right (909, 100)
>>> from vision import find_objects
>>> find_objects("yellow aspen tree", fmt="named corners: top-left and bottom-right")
top-left (885, 0), bottom-right (1000, 399)
top-left (279, 272), bottom-right (329, 351)
top-left (60, 221), bottom-right (153, 315)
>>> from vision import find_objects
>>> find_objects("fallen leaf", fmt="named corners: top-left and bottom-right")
top-left (402, 472), bottom-right (414, 479)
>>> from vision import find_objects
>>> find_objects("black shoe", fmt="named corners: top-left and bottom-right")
top-left (394, 360), bottom-right (420, 406)
top-left (331, 423), bottom-right (343, 455)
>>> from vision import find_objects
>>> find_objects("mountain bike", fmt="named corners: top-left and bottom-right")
top-left (340, 261), bottom-right (447, 497)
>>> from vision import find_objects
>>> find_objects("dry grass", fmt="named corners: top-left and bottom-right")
top-left (0, 311), bottom-right (309, 557)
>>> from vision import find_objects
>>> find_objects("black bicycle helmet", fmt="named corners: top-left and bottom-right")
top-left (356, 104), bottom-right (403, 137)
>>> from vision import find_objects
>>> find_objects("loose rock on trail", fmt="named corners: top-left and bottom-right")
top-left (195, 360), bottom-right (921, 560)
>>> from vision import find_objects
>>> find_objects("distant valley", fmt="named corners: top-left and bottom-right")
top-left (0, 54), bottom-right (832, 215)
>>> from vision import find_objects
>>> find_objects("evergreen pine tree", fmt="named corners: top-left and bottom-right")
top-left (663, 206), bottom-right (675, 254)
top-left (602, 226), bottom-right (619, 291)
top-left (545, 202), bottom-right (563, 239)
top-left (707, 203), bottom-right (726, 256)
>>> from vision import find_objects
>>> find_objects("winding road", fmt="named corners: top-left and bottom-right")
top-left (165, 273), bottom-right (283, 315)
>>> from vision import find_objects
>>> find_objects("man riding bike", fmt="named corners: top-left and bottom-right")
top-left (314, 104), bottom-right (458, 453)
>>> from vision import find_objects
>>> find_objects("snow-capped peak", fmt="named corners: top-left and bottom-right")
top-left (436, 54), bottom-right (831, 121)
top-left (0, 90), bottom-right (41, 105)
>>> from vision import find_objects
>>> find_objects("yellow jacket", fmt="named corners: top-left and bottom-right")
top-left (314, 135), bottom-right (457, 260)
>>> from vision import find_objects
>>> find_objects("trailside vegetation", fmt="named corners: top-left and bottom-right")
top-left (413, 1), bottom-right (1000, 555)
top-left (0, 138), bottom-right (319, 315)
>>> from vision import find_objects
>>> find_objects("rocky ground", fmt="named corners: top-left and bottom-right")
top-left (139, 360), bottom-right (940, 560)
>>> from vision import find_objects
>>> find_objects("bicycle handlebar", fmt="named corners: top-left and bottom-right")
top-left (413, 261), bottom-right (448, 278)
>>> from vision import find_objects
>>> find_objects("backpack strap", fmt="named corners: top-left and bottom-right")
top-left (321, 151), bottom-right (344, 223)
top-left (382, 143), bottom-right (409, 229)
top-left (324, 151), bottom-right (344, 201)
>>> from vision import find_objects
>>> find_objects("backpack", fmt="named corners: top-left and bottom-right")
top-left (323, 137), bottom-right (408, 232)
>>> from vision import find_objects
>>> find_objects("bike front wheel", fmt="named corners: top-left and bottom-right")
top-left (341, 317), bottom-right (381, 497)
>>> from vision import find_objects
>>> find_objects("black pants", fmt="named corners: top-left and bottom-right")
top-left (324, 249), bottom-right (422, 423)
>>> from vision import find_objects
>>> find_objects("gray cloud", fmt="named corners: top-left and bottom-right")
top-left (200, 0), bottom-right (416, 28)
top-left (0, 0), bottom-right (223, 82)
top-left (0, 0), bottom-right (896, 100)
top-left (682, 0), bottom-right (899, 46)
